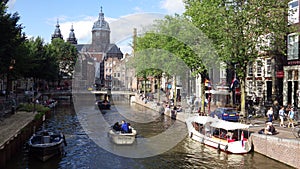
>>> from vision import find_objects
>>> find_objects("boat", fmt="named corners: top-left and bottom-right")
top-left (95, 99), bottom-right (111, 109)
top-left (108, 128), bottom-right (137, 145)
top-left (43, 99), bottom-right (58, 108)
top-left (186, 115), bottom-right (252, 154)
top-left (28, 131), bottom-right (67, 161)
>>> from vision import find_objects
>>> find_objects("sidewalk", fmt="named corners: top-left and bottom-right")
top-left (134, 94), bottom-right (299, 139)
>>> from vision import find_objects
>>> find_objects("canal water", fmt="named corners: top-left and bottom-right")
top-left (6, 96), bottom-right (292, 169)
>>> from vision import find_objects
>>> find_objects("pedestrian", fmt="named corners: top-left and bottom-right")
top-left (272, 101), bottom-right (280, 120)
top-left (288, 108), bottom-right (295, 128)
top-left (171, 106), bottom-right (177, 120)
top-left (266, 107), bottom-right (274, 122)
top-left (278, 106), bottom-right (285, 127)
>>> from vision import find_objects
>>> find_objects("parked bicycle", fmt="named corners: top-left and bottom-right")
top-left (292, 127), bottom-right (300, 138)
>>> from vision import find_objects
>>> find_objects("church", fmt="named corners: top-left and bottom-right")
top-left (51, 7), bottom-right (123, 90)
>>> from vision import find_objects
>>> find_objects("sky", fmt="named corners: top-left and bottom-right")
top-left (7, 0), bottom-right (185, 54)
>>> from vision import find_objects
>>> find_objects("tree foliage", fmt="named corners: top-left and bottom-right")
top-left (184, 0), bottom-right (292, 115)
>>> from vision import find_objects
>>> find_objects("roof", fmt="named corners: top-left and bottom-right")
top-left (187, 115), bottom-right (249, 130)
top-left (106, 44), bottom-right (123, 59)
top-left (210, 120), bottom-right (249, 130)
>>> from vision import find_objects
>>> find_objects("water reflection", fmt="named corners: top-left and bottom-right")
top-left (6, 96), bottom-right (292, 169)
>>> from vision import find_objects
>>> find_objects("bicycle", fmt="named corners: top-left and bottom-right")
top-left (292, 126), bottom-right (300, 138)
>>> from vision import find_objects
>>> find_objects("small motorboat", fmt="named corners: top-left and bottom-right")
top-left (28, 131), bottom-right (67, 161)
top-left (95, 100), bottom-right (111, 109)
top-left (43, 99), bottom-right (58, 108)
top-left (108, 127), bottom-right (137, 145)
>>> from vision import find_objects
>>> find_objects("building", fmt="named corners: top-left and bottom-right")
top-left (283, 0), bottom-right (300, 107)
top-left (52, 6), bottom-right (123, 90)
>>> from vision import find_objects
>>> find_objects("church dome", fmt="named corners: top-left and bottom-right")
top-left (92, 7), bottom-right (110, 31)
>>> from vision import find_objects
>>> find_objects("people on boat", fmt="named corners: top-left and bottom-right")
top-left (121, 120), bottom-right (130, 133)
top-left (113, 122), bottom-right (121, 131)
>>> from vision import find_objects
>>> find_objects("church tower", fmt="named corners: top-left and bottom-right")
top-left (90, 6), bottom-right (110, 52)
top-left (51, 19), bottom-right (63, 40)
top-left (67, 24), bottom-right (78, 44)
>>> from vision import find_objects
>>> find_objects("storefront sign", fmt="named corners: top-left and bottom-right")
top-left (276, 71), bottom-right (284, 78)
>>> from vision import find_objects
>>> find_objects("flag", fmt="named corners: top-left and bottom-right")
top-left (241, 131), bottom-right (244, 147)
top-left (230, 77), bottom-right (239, 89)
top-left (205, 79), bottom-right (211, 88)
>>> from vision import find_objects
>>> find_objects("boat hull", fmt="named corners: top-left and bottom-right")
top-left (108, 129), bottom-right (137, 145)
top-left (28, 133), bottom-right (65, 161)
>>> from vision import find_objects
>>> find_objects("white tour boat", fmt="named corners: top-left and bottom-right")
top-left (186, 115), bottom-right (252, 154)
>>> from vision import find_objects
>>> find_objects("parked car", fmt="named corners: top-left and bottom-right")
top-left (209, 107), bottom-right (239, 122)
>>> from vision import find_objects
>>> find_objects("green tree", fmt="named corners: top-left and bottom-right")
top-left (48, 38), bottom-right (78, 85)
top-left (131, 15), bottom-right (217, 110)
top-left (184, 0), bottom-right (291, 115)
top-left (0, 2), bottom-right (26, 95)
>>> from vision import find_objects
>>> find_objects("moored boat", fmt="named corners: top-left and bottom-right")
top-left (108, 128), bottom-right (137, 145)
top-left (28, 131), bottom-right (67, 161)
top-left (95, 100), bottom-right (111, 109)
top-left (186, 115), bottom-right (252, 154)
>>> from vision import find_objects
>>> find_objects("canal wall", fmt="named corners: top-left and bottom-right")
top-left (251, 133), bottom-right (300, 168)
top-left (133, 95), bottom-right (300, 168)
top-left (0, 111), bottom-right (51, 169)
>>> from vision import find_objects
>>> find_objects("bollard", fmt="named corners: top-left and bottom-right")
top-left (0, 146), bottom-right (6, 169)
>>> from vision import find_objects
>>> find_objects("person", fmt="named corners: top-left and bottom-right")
top-left (121, 120), bottom-right (129, 133)
top-left (288, 108), bottom-right (295, 128)
top-left (263, 122), bottom-right (277, 135)
top-left (266, 107), bottom-right (274, 122)
top-left (113, 122), bottom-right (121, 131)
top-left (127, 123), bottom-right (133, 133)
top-left (278, 106), bottom-right (285, 127)
top-left (272, 101), bottom-right (280, 120)
top-left (171, 106), bottom-right (177, 120)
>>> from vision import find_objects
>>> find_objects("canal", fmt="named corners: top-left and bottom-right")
top-left (6, 95), bottom-right (291, 169)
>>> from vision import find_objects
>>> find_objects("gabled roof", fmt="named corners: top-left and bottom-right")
top-left (106, 44), bottom-right (123, 59)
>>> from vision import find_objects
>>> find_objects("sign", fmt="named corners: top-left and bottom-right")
top-left (276, 71), bottom-right (284, 78)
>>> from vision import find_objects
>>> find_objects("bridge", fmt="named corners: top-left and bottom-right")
top-left (42, 90), bottom-right (136, 97)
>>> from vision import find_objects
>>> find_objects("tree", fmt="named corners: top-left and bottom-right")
top-left (184, 0), bottom-right (292, 115)
top-left (48, 38), bottom-right (78, 86)
top-left (129, 15), bottom-right (218, 110)
top-left (0, 2), bottom-right (26, 95)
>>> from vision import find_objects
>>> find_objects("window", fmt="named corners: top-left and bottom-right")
top-left (117, 73), bottom-right (120, 77)
top-left (256, 61), bottom-right (262, 77)
top-left (288, 70), bottom-right (293, 80)
top-left (295, 70), bottom-right (299, 80)
top-left (248, 63), bottom-right (253, 76)
top-left (266, 59), bottom-right (272, 74)
top-left (256, 81), bottom-right (263, 95)
top-left (114, 73), bottom-right (116, 77)
top-left (289, 0), bottom-right (299, 24)
top-left (288, 33), bottom-right (299, 60)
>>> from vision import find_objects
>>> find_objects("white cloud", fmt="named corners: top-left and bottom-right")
top-left (58, 13), bottom-right (164, 54)
top-left (160, 0), bottom-right (185, 14)
top-left (7, 0), bottom-right (17, 9)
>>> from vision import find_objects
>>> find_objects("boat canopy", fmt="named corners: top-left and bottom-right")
top-left (188, 115), bottom-right (249, 130)
top-left (189, 115), bottom-right (217, 124)
top-left (210, 120), bottom-right (249, 130)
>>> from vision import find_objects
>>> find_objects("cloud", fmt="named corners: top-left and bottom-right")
top-left (58, 13), bottom-right (164, 54)
top-left (7, 0), bottom-right (17, 9)
top-left (160, 0), bottom-right (185, 14)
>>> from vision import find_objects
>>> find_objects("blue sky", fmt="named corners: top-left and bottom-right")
top-left (7, 0), bottom-right (185, 54)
